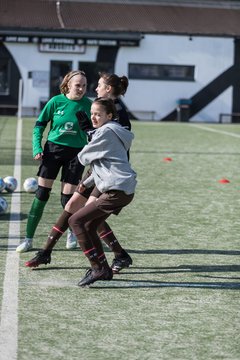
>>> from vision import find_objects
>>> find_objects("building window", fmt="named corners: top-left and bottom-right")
top-left (128, 63), bottom-right (195, 81)
top-left (80, 62), bottom-right (114, 97)
top-left (50, 61), bottom-right (72, 98)
top-left (0, 59), bottom-right (10, 95)
top-left (80, 45), bottom-right (118, 97)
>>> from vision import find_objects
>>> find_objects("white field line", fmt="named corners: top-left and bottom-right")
top-left (190, 123), bottom-right (240, 139)
top-left (0, 117), bottom-right (22, 360)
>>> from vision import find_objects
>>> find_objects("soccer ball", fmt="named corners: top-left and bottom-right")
top-left (23, 177), bottom-right (38, 193)
top-left (4, 176), bottom-right (18, 193)
top-left (0, 196), bottom-right (8, 214)
top-left (0, 178), bottom-right (5, 192)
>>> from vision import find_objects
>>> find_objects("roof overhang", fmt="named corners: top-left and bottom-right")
top-left (0, 29), bottom-right (143, 47)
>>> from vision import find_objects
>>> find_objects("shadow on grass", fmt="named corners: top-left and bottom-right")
top-left (1, 243), bottom-right (239, 290)
top-left (30, 266), bottom-right (86, 271)
top-left (0, 212), bottom-right (28, 221)
top-left (26, 264), bottom-right (240, 290)
top-left (97, 264), bottom-right (240, 290)
top-left (121, 265), bottom-right (240, 284)
top-left (0, 245), bottom-right (81, 251)
top-left (0, 245), bottom-right (42, 251)
top-left (128, 264), bottom-right (240, 273)
top-left (129, 249), bottom-right (240, 256)
top-left (198, 274), bottom-right (240, 280)
top-left (1, 247), bottom-right (238, 256)
top-left (95, 279), bottom-right (240, 290)
top-left (25, 264), bottom-right (240, 275)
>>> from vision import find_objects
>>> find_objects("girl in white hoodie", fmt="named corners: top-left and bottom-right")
top-left (68, 97), bottom-right (137, 287)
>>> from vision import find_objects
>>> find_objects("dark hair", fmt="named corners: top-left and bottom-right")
top-left (99, 72), bottom-right (129, 97)
top-left (60, 70), bottom-right (86, 94)
top-left (93, 97), bottom-right (118, 120)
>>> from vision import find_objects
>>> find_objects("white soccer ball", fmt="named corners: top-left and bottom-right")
top-left (23, 177), bottom-right (38, 193)
top-left (0, 196), bottom-right (8, 214)
top-left (0, 177), bottom-right (5, 192)
top-left (4, 176), bottom-right (18, 193)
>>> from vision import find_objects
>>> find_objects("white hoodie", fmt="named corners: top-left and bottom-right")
top-left (78, 121), bottom-right (137, 195)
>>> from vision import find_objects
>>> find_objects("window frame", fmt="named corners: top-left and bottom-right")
top-left (128, 63), bottom-right (195, 81)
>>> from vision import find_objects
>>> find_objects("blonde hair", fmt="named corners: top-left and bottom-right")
top-left (60, 70), bottom-right (86, 94)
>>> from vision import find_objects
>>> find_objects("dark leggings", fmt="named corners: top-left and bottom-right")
top-left (68, 201), bottom-right (109, 254)
top-left (68, 190), bottom-right (134, 256)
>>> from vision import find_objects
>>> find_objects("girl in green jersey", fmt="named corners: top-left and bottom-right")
top-left (16, 70), bottom-right (92, 253)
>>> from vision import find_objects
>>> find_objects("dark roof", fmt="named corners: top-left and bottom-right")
top-left (1, 0), bottom-right (240, 38)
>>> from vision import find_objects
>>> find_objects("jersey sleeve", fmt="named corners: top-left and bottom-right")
top-left (32, 99), bottom-right (54, 157)
top-left (82, 172), bottom-right (95, 188)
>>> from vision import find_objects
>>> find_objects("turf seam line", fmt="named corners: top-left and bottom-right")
top-left (0, 117), bottom-right (22, 360)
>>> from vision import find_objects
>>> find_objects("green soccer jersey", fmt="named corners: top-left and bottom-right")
top-left (32, 94), bottom-right (92, 157)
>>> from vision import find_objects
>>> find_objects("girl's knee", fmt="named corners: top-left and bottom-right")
top-left (68, 214), bottom-right (85, 235)
top-left (68, 214), bottom-right (75, 229)
top-left (65, 193), bottom-right (87, 213)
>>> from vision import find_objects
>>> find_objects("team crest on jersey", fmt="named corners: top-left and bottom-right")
top-left (65, 122), bottom-right (74, 131)
top-left (59, 120), bottom-right (77, 135)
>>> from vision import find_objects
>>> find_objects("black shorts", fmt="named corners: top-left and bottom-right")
top-left (37, 141), bottom-right (85, 185)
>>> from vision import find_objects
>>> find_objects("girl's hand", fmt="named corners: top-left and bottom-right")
top-left (78, 183), bottom-right (86, 193)
top-left (34, 153), bottom-right (43, 160)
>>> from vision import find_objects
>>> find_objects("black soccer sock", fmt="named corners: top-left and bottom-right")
top-left (98, 252), bottom-right (108, 268)
top-left (75, 230), bottom-right (102, 270)
top-left (80, 242), bottom-right (102, 270)
top-left (98, 222), bottom-right (123, 256)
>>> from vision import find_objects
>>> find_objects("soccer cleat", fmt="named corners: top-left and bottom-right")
top-left (25, 250), bottom-right (51, 268)
top-left (111, 253), bottom-right (133, 273)
top-left (78, 266), bottom-right (113, 287)
top-left (66, 229), bottom-right (77, 249)
top-left (16, 238), bottom-right (33, 253)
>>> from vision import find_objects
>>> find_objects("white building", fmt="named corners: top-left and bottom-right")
top-left (1, 0), bottom-right (240, 122)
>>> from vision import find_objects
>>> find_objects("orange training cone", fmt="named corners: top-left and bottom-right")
top-left (218, 178), bottom-right (230, 184)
